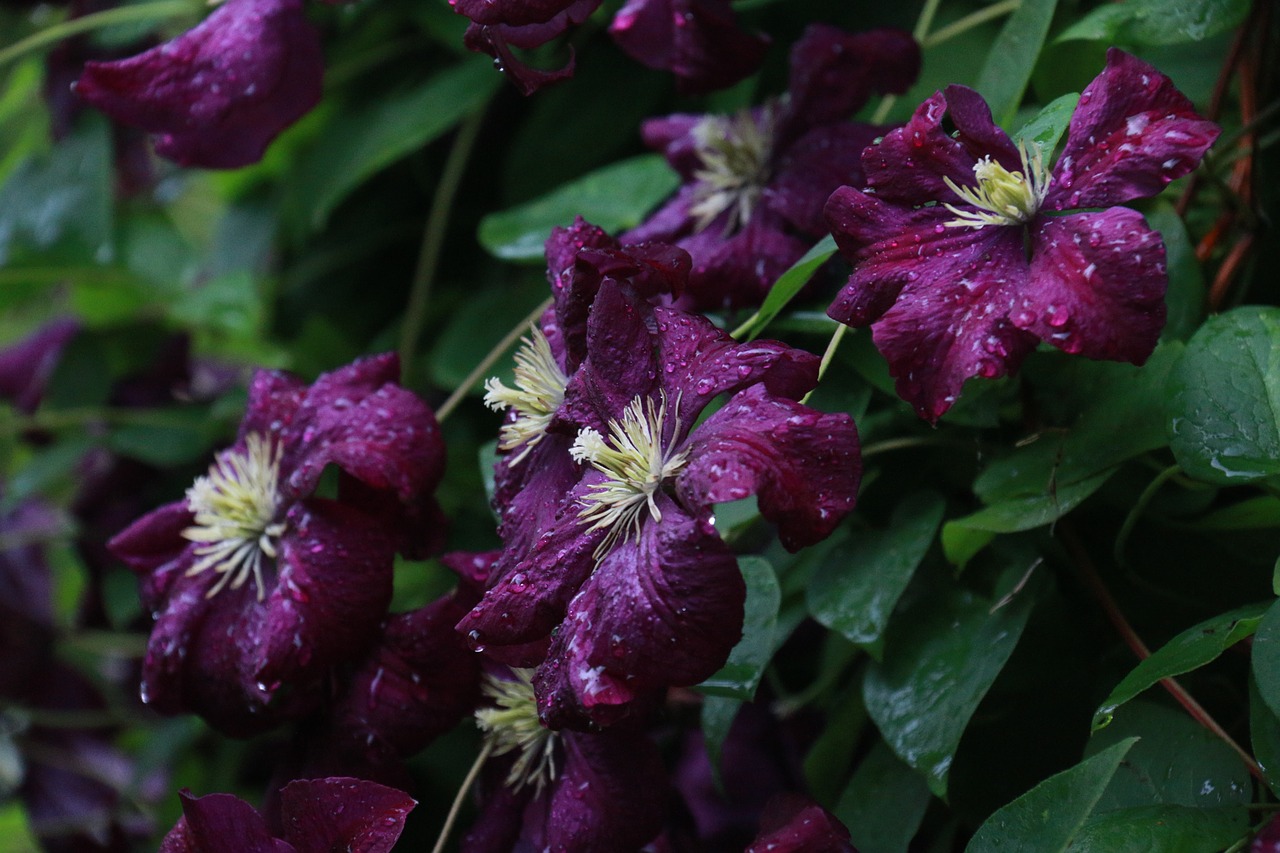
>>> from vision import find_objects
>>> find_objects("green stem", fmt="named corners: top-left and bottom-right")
top-left (430, 742), bottom-right (492, 853)
top-left (1113, 464), bottom-right (1182, 568)
top-left (4, 406), bottom-right (208, 435)
top-left (913, 0), bottom-right (945, 41)
top-left (0, 0), bottom-right (195, 69)
top-left (800, 324), bottom-right (848, 404)
top-left (861, 435), bottom-right (978, 458)
top-left (435, 297), bottom-right (552, 424)
top-left (398, 107), bottom-right (489, 381)
top-left (924, 0), bottom-right (1022, 49)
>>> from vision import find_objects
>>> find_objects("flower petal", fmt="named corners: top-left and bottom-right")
top-left (279, 777), bottom-right (415, 853)
top-left (168, 791), bottom-right (292, 853)
top-left (452, 0), bottom-right (583, 27)
top-left (679, 385), bottom-right (860, 550)
top-left (75, 0), bottom-right (323, 168)
top-left (1048, 48), bottom-right (1219, 210)
top-left (239, 368), bottom-right (307, 440)
top-left (861, 92), bottom-right (976, 205)
top-left (1016, 210), bottom-right (1167, 362)
top-left (767, 124), bottom-right (878, 235)
top-left (747, 796), bottom-right (855, 853)
top-left (0, 318), bottom-right (78, 413)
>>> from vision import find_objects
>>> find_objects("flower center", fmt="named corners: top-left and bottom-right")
top-left (475, 668), bottom-right (558, 793)
top-left (570, 393), bottom-right (689, 557)
top-left (182, 433), bottom-right (286, 602)
top-left (484, 326), bottom-right (568, 466)
top-left (688, 108), bottom-right (775, 235)
top-left (942, 140), bottom-right (1050, 228)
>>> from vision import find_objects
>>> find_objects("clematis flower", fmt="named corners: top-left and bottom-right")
top-left (608, 0), bottom-right (768, 95)
top-left (824, 49), bottom-right (1219, 421)
top-left (745, 795), bottom-right (856, 853)
top-left (624, 25), bottom-right (920, 310)
top-left (454, 0), bottom-right (602, 96)
top-left (461, 667), bottom-right (666, 853)
top-left (75, 0), bottom-right (323, 169)
top-left (465, 259), bottom-right (860, 726)
top-left (108, 353), bottom-right (445, 735)
top-left (158, 777), bottom-right (414, 853)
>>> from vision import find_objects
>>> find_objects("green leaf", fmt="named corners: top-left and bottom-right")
top-left (699, 557), bottom-right (780, 700)
top-left (1093, 602), bottom-right (1269, 730)
top-left (106, 408), bottom-right (221, 467)
top-left (1250, 676), bottom-right (1280, 798)
top-left (974, 0), bottom-right (1060, 126)
top-left (835, 740), bottom-right (932, 853)
top-left (700, 695), bottom-right (741, 788)
top-left (1188, 497), bottom-right (1280, 530)
top-left (1168, 307), bottom-right (1280, 484)
top-left (808, 491), bottom-right (945, 658)
top-left (734, 235), bottom-right (838, 341)
top-left (1013, 92), bottom-right (1080, 156)
top-left (290, 59), bottom-right (500, 229)
top-left (1147, 206), bottom-right (1206, 342)
top-left (964, 738), bottom-right (1137, 853)
top-left (1057, 0), bottom-right (1248, 45)
top-left (1070, 805), bottom-right (1248, 852)
top-left (1250, 599), bottom-right (1280, 722)
top-left (478, 155), bottom-right (681, 262)
top-left (864, 576), bottom-right (1035, 797)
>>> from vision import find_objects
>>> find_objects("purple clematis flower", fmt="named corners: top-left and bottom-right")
top-left (453, 0), bottom-right (602, 96)
top-left (624, 25), bottom-right (920, 310)
top-left (158, 777), bottom-right (414, 853)
top-left (75, 0), bottom-right (323, 169)
top-left (745, 795), bottom-right (856, 853)
top-left (466, 236), bottom-right (860, 725)
top-left (108, 353), bottom-right (445, 735)
top-left (608, 0), bottom-right (768, 95)
top-left (824, 49), bottom-right (1219, 421)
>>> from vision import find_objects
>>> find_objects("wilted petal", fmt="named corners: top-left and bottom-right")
top-left (279, 777), bottom-right (415, 853)
top-left (75, 0), bottom-right (323, 168)
top-left (1016, 210), bottom-right (1167, 362)
top-left (679, 385), bottom-right (859, 550)
top-left (1049, 48), bottom-right (1219, 210)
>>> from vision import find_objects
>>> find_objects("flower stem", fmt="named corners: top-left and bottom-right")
top-left (430, 742), bottom-right (492, 853)
top-left (435, 297), bottom-right (552, 423)
top-left (1112, 464), bottom-right (1181, 568)
top-left (923, 0), bottom-right (1021, 49)
top-left (913, 0), bottom-right (945, 41)
top-left (0, 0), bottom-right (195, 69)
top-left (800, 323), bottom-right (849, 404)
top-left (398, 107), bottom-right (488, 383)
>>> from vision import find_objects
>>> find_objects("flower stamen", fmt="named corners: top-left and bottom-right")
top-left (182, 433), bottom-right (285, 601)
top-left (689, 108), bottom-right (775, 235)
top-left (475, 668), bottom-right (558, 793)
top-left (484, 326), bottom-right (568, 466)
top-left (570, 393), bottom-right (689, 558)
top-left (942, 140), bottom-right (1050, 228)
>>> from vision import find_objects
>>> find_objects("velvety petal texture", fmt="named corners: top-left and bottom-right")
top-left (75, 0), bottom-right (323, 168)
top-left (609, 0), bottom-right (769, 94)
top-left (825, 50), bottom-right (1217, 420)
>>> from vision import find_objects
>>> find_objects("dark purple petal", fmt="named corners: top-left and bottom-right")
top-left (609, 0), bottom-right (768, 95)
top-left (679, 385), bottom-right (859, 550)
top-left (0, 318), bottom-right (78, 413)
top-left (639, 114), bottom-right (706, 178)
top-left (1253, 812), bottom-right (1280, 852)
top-left (239, 368), bottom-right (308, 440)
top-left (279, 778), bottom-right (415, 853)
top-left (535, 497), bottom-right (744, 725)
top-left (462, 0), bottom-right (600, 95)
top-left (944, 84), bottom-right (1022, 170)
top-left (452, 0), bottom-right (582, 27)
top-left (861, 91), bottom-right (976, 205)
top-left (75, 0), bottom-right (323, 169)
top-left (250, 499), bottom-right (397, 695)
top-left (107, 501), bottom-right (193, 576)
top-left (746, 795), bottom-right (855, 853)
top-left (168, 791), bottom-right (293, 853)
top-left (1015, 210), bottom-right (1167, 362)
top-left (767, 124), bottom-right (879, 235)
top-left (686, 213), bottom-right (812, 310)
top-left (781, 26), bottom-right (919, 141)
top-left (621, 185), bottom-right (699, 244)
top-left (1048, 48), bottom-right (1219, 209)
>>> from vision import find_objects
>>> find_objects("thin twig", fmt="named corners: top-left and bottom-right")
top-left (435, 297), bottom-right (552, 423)
top-left (430, 742), bottom-right (492, 853)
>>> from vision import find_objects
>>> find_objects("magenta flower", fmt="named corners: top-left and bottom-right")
top-left (746, 795), bottom-right (855, 853)
top-left (824, 49), bottom-right (1219, 421)
top-left (454, 0), bottom-right (602, 96)
top-left (608, 0), bottom-right (768, 95)
top-left (624, 25), bottom-right (920, 309)
top-left (75, 0), bottom-right (323, 169)
top-left (108, 354), bottom-right (445, 734)
top-left (466, 254), bottom-right (860, 725)
top-left (159, 777), bottom-right (414, 853)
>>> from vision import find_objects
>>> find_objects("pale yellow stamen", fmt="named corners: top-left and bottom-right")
top-left (182, 433), bottom-right (285, 601)
top-left (942, 140), bottom-right (1050, 228)
top-left (689, 108), bottom-right (775, 235)
top-left (484, 326), bottom-right (568, 466)
top-left (475, 669), bottom-right (558, 793)
top-left (570, 393), bottom-right (689, 558)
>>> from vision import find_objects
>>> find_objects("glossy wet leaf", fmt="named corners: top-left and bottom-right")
top-left (808, 491), bottom-right (944, 659)
top-left (965, 738), bottom-right (1137, 853)
top-left (1250, 599), bottom-right (1280, 723)
top-left (1013, 92), bottom-right (1079, 155)
top-left (1093, 602), bottom-right (1268, 730)
top-left (699, 557), bottom-right (779, 700)
top-left (1069, 805), bottom-right (1248, 852)
top-left (1250, 677), bottom-right (1280, 799)
top-left (835, 740), bottom-right (932, 853)
top-left (974, 0), bottom-right (1059, 126)
top-left (734, 235), bottom-right (837, 341)
top-left (701, 695), bottom-right (740, 788)
top-left (1057, 0), bottom-right (1249, 45)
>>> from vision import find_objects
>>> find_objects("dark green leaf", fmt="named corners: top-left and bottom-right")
top-left (1250, 599), bottom-right (1280, 722)
top-left (1057, 0), bottom-right (1248, 45)
top-left (835, 740), bottom-right (932, 853)
top-left (427, 283), bottom-right (547, 391)
top-left (1013, 92), bottom-right (1079, 155)
top-left (1168, 307), bottom-right (1280, 484)
top-left (864, 576), bottom-right (1035, 797)
top-left (808, 491), bottom-right (945, 658)
top-left (974, 0), bottom-right (1060, 126)
top-left (1093, 602), bottom-right (1268, 730)
top-left (291, 59), bottom-right (500, 229)
top-left (1250, 676), bottom-right (1280, 799)
top-left (478, 156), bottom-right (681, 262)
top-left (1148, 206), bottom-right (1206, 342)
top-left (964, 738), bottom-right (1137, 853)
top-left (700, 695), bottom-right (741, 788)
top-left (107, 408), bottom-right (221, 466)
top-left (735, 235), bottom-right (837, 341)
top-left (1071, 805), bottom-right (1248, 852)
top-left (1188, 497), bottom-right (1280, 530)
top-left (699, 557), bottom-right (779, 700)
